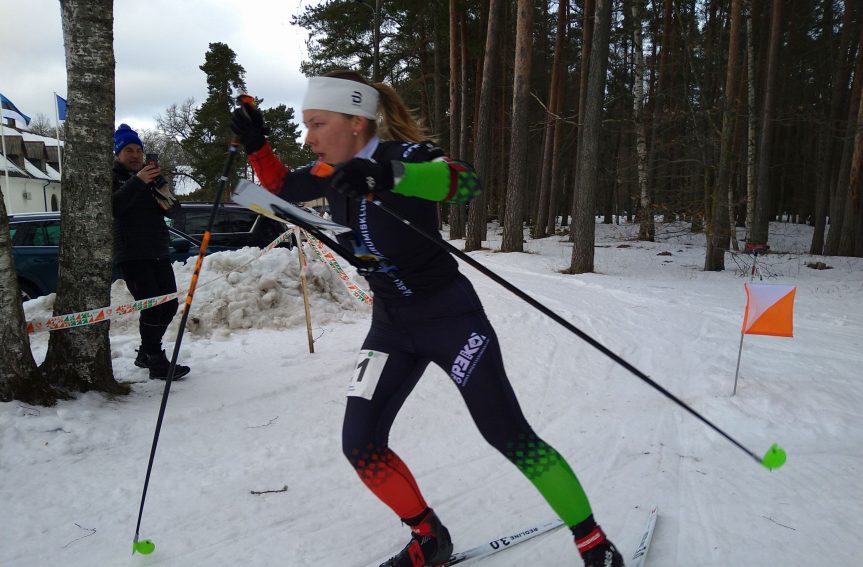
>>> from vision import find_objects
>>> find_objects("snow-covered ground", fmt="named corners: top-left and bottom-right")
top-left (3, 220), bottom-right (862, 566)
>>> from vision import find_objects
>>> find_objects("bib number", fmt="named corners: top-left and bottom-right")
top-left (347, 350), bottom-right (388, 400)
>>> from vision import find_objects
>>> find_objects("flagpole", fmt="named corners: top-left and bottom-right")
top-left (732, 332), bottom-right (745, 396)
top-left (53, 92), bottom-right (63, 179)
top-left (1, 118), bottom-right (11, 213)
top-left (732, 247), bottom-right (763, 396)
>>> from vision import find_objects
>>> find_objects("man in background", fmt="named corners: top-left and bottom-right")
top-left (112, 123), bottom-right (190, 380)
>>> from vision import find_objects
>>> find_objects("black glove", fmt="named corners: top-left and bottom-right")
top-left (230, 102), bottom-right (268, 153)
top-left (330, 158), bottom-right (395, 199)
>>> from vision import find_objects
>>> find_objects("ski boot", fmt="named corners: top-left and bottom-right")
top-left (380, 508), bottom-right (453, 567)
top-left (576, 526), bottom-right (625, 567)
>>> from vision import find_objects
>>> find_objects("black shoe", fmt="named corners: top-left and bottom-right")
top-left (577, 528), bottom-right (624, 567)
top-left (145, 350), bottom-right (191, 380)
top-left (134, 347), bottom-right (152, 368)
top-left (380, 508), bottom-right (453, 567)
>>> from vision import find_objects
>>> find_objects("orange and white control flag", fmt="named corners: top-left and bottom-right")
top-left (742, 283), bottom-right (796, 337)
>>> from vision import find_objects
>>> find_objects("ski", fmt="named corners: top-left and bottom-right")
top-left (441, 518), bottom-right (565, 566)
top-left (368, 518), bottom-right (564, 567)
top-left (629, 506), bottom-right (658, 567)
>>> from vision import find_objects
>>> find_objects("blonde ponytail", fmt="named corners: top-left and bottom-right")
top-left (372, 82), bottom-right (427, 143)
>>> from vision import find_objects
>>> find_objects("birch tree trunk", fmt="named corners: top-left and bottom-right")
top-left (41, 0), bottom-right (128, 395)
top-left (466, 0), bottom-right (503, 252)
top-left (501, 0), bottom-right (533, 252)
top-left (568, 0), bottom-right (612, 274)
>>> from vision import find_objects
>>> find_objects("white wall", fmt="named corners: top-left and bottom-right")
top-left (1, 176), bottom-right (61, 213)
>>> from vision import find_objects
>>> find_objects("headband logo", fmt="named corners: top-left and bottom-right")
top-left (351, 91), bottom-right (362, 105)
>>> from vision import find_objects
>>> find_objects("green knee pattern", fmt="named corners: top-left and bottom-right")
top-left (505, 434), bottom-right (593, 526)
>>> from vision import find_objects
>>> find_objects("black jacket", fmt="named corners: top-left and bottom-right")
top-left (112, 161), bottom-right (179, 263)
top-left (277, 140), bottom-right (459, 302)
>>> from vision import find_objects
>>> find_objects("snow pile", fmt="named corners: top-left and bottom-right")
top-left (23, 243), bottom-right (371, 339)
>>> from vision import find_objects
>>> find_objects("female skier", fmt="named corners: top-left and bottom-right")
top-left (230, 70), bottom-right (623, 567)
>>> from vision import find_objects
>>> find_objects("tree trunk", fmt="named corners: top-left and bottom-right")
top-left (825, 17), bottom-right (863, 256)
top-left (432, 6), bottom-right (443, 139)
top-left (532, 0), bottom-right (566, 240)
top-left (750, 0), bottom-right (783, 245)
top-left (501, 0), bottom-right (534, 252)
top-left (568, 0), bottom-right (612, 274)
top-left (448, 0), bottom-right (460, 159)
top-left (569, 0), bottom-right (595, 243)
top-left (41, 0), bottom-right (128, 395)
top-left (466, 0), bottom-right (503, 251)
top-left (632, 1), bottom-right (654, 241)
top-left (546, 57), bottom-right (568, 237)
top-left (705, 0), bottom-right (742, 270)
top-left (839, 20), bottom-right (863, 256)
top-left (0, 202), bottom-right (60, 404)
top-left (446, 0), bottom-right (463, 238)
top-left (745, 0), bottom-right (757, 244)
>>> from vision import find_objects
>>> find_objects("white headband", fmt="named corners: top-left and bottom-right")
top-left (301, 77), bottom-right (379, 119)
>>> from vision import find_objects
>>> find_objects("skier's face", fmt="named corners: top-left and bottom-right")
top-left (302, 109), bottom-right (365, 165)
top-left (116, 144), bottom-right (144, 172)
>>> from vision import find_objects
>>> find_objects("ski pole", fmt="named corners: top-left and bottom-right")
top-left (131, 96), bottom-right (251, 556)
top-left (362, 194), bottom-right (786, 471)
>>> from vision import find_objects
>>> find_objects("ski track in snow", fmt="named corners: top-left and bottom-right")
top-left (2, 221), bottom-right (862, 566)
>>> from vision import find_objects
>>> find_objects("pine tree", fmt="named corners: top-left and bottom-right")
top-left (261, 104), bottom-right (313, 168)
top-left (183, 43), bottom-right (247, 198)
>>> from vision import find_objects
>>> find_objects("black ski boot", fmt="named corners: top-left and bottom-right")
top-left (575, 526), bottom-right (624, 567)
top-left (380, 508), bottom-right (453, 567)
top-left (145, 350), bottom-right (190, 380)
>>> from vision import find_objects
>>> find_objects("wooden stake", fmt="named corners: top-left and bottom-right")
top-left (294, 227), bottom-right (315, 353)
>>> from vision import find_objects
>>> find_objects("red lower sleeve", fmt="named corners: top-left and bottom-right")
top-left (247, 141), bottom-right (288, 194)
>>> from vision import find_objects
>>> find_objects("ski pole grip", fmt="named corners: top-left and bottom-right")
top-left (236, 93), bottom-right (256, 107)
top-left (231, 93), bottom-right (257, 146)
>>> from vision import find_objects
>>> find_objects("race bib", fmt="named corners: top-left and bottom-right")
top-left (347, 350), bottom-right (389, 400)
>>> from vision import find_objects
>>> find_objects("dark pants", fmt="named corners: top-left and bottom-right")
top-left (119, 259), bottom-right (179, 355)
top-left (342, 274), bottom-right (594, 526)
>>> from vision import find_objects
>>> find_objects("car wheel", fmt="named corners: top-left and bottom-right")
top-left (19, 282), bottom-right (41, 302)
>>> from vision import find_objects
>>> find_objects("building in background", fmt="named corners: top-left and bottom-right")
top-left (1, 122), bottom-right (62, 213)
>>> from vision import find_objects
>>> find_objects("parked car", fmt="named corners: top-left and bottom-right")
top-left (8, 211), bottom-right (209, 301)
top-left (10, 201), bottom-right (305, 301)
top-left (170, 201), bottom-right (294, 250)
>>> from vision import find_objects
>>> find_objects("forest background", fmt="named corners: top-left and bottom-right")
top-left (2, 0), bottom-right (862, 403)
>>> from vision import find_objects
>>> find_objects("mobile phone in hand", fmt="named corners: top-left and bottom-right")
top-left (145, 153), bottom-right (159, 167)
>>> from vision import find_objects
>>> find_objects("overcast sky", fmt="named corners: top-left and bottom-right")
top-left (1, 0), bottom-right (321, 135)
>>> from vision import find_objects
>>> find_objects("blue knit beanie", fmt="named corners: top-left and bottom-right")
top-left (113, 123), bottom-right (143, 154)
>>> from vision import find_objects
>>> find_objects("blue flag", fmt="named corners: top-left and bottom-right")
top-left (0, 92), bottom-right (31, 125)
top-left (56, 94), bottom-right (67, 121)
